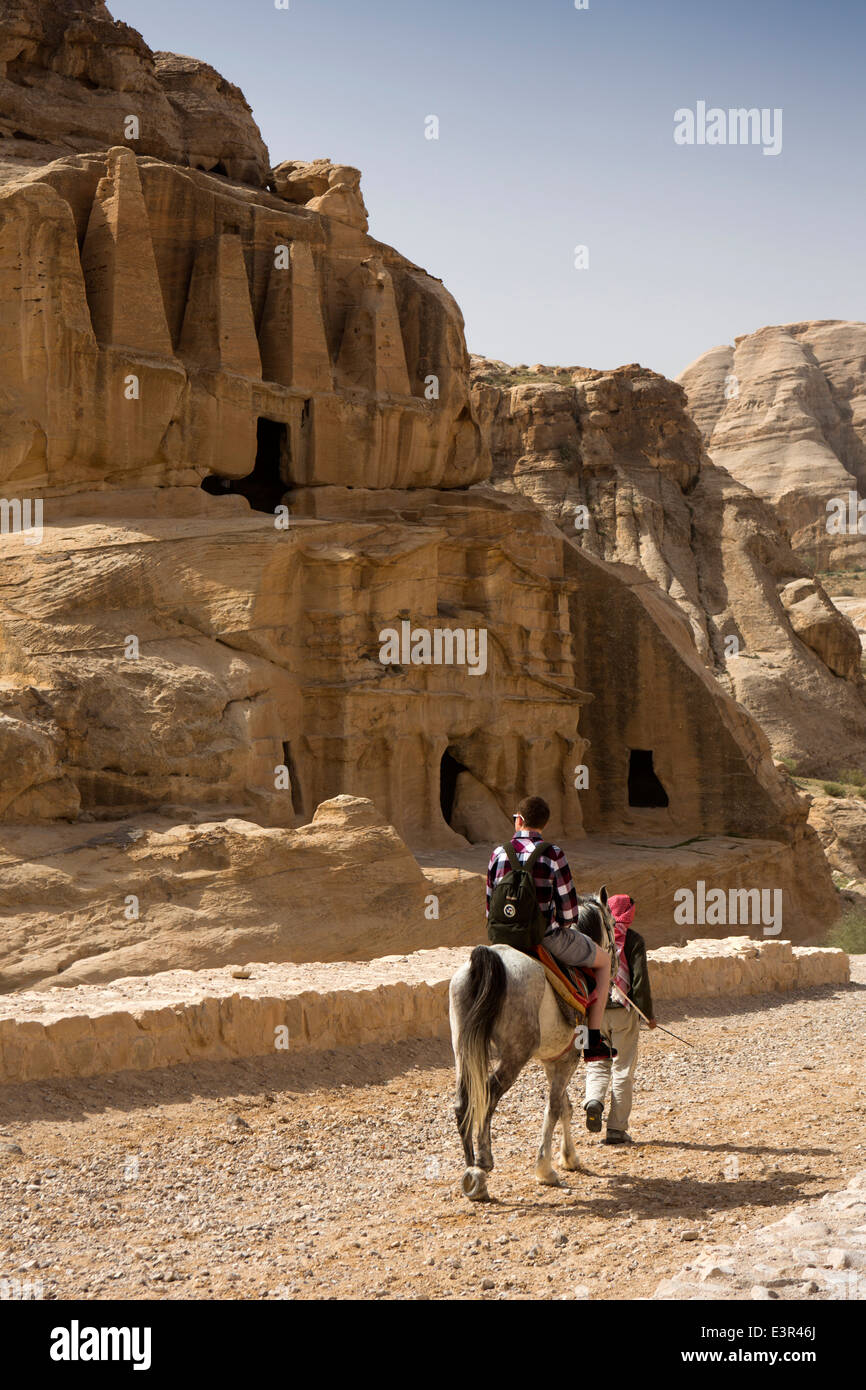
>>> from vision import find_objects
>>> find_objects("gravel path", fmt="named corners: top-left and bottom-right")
top-left (1, 961), bottom-right (864, 1301)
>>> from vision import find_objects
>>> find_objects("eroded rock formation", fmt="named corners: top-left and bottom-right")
top-left (0, 0), bottom-right (269, 182)
top-left (808, 793), bottom-right (866, 895)
top-left (272, 158), bottom-right (369, 232)
top-left (472, 357), bottom-right (866, 780)
top-left (678, 321), bottom-right (866, 571)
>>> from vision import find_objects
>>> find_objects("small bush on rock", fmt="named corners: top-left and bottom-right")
top-left (827, 908), bottom-right (866, 955)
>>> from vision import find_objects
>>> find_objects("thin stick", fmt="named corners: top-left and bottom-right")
top-left (610, 984), bottom-right (698, 1048)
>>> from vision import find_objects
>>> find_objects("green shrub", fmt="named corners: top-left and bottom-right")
top-left (839, 768), bottom-right (866, 786)
top-left (779, 757), bottom-right (798, 774)
top-left (822, 782), bottom-right (846, 797)
top-left (826, 907), bottom-right (866, 954)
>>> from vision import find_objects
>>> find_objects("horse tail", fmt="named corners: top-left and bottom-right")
top-left (457, 945), bottom-right (507, 1142)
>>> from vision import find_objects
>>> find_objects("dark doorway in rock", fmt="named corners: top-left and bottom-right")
top-left (440, 749), bottom-right (469, 826)
top-left (200, 418), bottom-right (288, 514)
top-left (282, 741), bottom-right (305, 817)
top-left (627, 749), bottom-right (669, 808)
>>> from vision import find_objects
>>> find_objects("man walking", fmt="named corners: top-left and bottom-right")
top-left (486, 795), bottom-right (616, 1062)
top-left (583, 893), bottom-right (655, 1143)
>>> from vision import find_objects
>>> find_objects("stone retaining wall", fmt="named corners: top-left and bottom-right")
top-left (0, 938), bottom-right (849, 1086)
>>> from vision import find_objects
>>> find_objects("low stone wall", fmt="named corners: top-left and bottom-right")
top-left (0, 939), bottom-right (849, 1086)
top-left (649, 936), bottom-right (847, 998)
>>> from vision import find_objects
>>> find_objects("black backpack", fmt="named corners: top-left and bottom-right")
top-left (487, 841), bottom-right (552, 952)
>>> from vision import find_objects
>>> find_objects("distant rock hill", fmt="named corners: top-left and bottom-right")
top-left (471, 356), bottom-right (866, 779)
top-left (678, 321), bottom-right (866, 572)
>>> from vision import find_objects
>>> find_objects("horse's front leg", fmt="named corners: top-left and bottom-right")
top-left (558, 1068), bottom-right (582, 1171)
top-left (535, 1094), bottom-right (561, 1185)
top-left (536, 1057), bottom-right (579, 1184)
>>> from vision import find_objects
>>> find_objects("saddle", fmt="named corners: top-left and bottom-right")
top-left (534, 944), bottom-right (597, 1021)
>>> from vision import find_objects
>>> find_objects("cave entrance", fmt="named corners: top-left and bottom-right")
top-left (200, 418), bottom-right (289, 514)
top-left (627, 749), bottom-right (669, 808)
top-left (440, 748), bottom-right (469, 827)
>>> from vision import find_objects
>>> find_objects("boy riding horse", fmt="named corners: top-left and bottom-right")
top-left (486, 795), bottom-right (616, 1062)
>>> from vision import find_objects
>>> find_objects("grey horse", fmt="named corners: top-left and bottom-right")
top-left (449, 891), bottom-right (616, 1201)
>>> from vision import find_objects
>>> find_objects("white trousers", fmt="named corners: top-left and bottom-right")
top-left (584, 1004), bottom-right (641, 1132)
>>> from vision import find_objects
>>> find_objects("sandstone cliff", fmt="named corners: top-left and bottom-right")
top-left (0, 2), bottom-right (841, 983)
top-left (0, 0), bottom-right (269, 182)
top-left (472, 357), bottom-right (866, 780)
top-left (678, 321), bottom-right (866, 571)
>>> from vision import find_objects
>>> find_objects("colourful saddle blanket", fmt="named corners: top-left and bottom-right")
top-left (534, 944), bottom-right (597, 1016)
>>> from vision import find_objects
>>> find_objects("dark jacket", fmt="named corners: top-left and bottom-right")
top-left (612, 928), bottom-right (653, 1019)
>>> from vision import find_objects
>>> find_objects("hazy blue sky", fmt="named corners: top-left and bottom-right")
top-left (118, 0), bottom-right (865, 379)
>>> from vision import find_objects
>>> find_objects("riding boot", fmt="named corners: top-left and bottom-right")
top-left (583, 1028), bottom-right (617, 1062)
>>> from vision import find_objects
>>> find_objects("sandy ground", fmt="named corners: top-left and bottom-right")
top-left (0, 961), bottom-right (864, 1301)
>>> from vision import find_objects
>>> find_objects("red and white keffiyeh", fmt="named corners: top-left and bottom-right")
top-left (607, 893), bottom-right (634, 1003)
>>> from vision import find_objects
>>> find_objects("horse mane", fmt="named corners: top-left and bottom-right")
top-left (577, 897), bottom-right (604, 944)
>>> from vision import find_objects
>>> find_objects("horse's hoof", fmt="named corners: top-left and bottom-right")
top-left (535, 1165), bottom-right (562, 1187)
top-left (560, 1152), bottom-right (583, 1172)
top-left (461, 1167), bottom-right (490, 1201)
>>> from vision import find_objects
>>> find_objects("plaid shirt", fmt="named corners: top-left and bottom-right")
top-left (486, 831), bottom-right (580, 930)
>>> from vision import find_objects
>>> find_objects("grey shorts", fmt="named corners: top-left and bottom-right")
top-left (543, 924), bottom-right (597, 970)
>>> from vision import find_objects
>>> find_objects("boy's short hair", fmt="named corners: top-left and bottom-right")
top-left (516, 795), bottom-right (550, 829)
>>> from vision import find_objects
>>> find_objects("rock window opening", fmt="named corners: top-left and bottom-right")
top-left (627, 749), bottom-right (669, 808)
top-left (440, 748), bottom-right (469, 827)
top-left (200, 418), bottom-right (289, 514)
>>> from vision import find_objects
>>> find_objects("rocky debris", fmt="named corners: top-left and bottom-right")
top-left (654, 1169), bottom-right (866, 1299)
top-left (271, 158), bottom-right (368, 231)
top-left (0, 0), bottom-right (269, 183)
top-left (678, 320), bottom-right (866, 571)
top-left (472, 355), bottom-right (866, 780)
top-left (0, 937), bottom-right (847, 1086)
top-left (0, 958), bottom-right (862, 1301)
